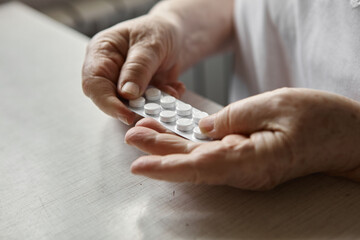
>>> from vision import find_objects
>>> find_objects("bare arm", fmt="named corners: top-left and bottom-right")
top-left (150, 0), bottom-right (235, 70)
top-left (82, 0), bottom-right (234, 124)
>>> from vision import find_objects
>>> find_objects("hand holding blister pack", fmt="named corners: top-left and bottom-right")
top-left (125, 87), bottom-right (211, 142)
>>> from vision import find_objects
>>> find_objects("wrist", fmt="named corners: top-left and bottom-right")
top-left (149, 1), bottom-right (185, 40)
top-left (148, 3), bottom-right (188, 70)
top-left (149, 0), bottom-right (235, 71)
top-left (304, 91), bottom-right (360, 175)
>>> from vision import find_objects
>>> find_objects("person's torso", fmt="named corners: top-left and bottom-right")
top-left (232, 0), bottom-right (360, 101)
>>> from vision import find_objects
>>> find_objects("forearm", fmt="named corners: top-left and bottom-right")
top-left (150, 0), bottom-right (235, 70)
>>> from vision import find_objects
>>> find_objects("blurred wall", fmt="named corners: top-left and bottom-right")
top-left (0, 0), bottom-right (159, 36)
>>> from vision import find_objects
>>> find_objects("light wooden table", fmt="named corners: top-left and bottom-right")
top-left (1, 2), bottom-right (360, 240)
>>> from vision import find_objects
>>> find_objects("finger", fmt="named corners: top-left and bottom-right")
top-left (199, 90), bottom-right (281, 139)
top-left (170, 81), bottom-right (186, 97)
top-left (131, 154), bottom-right (199, 182)
top-left (83, 30), bottom-right (127, 85)
top-left (118, 44), bottom-right (162, 99)
top-left (82, 29), bottom-right (134, 123)
top-left (125, 126), bottom-right (200, 155)
top-left (133, 114), bottom-right (143, 123)
top-left (152, 66), bottom-right (185, 98)
top-left (157, 84), bottom-right (180, 98)
top-left (162, 81), bottom-right (186, 98)
top-left (131, 133), bottom-right (291, 190)
top-left (135, 118), bottom-right (173, 134)
top-left (82, 76), bottom-right (135, 124)
top-left (130, 140), bottom-right (236, 185)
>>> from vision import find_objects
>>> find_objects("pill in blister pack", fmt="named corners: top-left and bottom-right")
top-left (126, 87), bottom-right (211, 142)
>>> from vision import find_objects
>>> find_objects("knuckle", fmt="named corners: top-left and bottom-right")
top-left (96, 39), bottom-right (118, 53)
top-left (91, 29), bottom-right (118, 47)
top-left (214, 105), bottom-right (233, 134)
top-left (122, 60), bottom-right (153, 80)
top-left (90, 29), bottom-right (129, 57)
top-left (87, 31), bottom-right (107, 51)
top-left (126, 128), bottom-right (151, 145)
top-left (84, 56), bottom-right (120, 83)
top-left (269, 87), bottom-right (295, 109)
top-left (132, 30), bottom-right (163, 53)
top-left (146, 39), bottom-right (163, 56)
top-left (274, 87), bottom-right (297, 99)
top-left (224, 105), bottom-right (234, 131)
top-left (96, 59), bottom-right (118, 80)
top-left (81, 77), bottom-right (114, 101)
top-left (82, 77), bottom-right (93, 97)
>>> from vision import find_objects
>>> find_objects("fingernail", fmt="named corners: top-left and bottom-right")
top-left (122, 82), bottom-right (139, 97)
top-left (118, 116), bottom-right (130, 125)
top-left (199, 116), bottom-right (214, 133)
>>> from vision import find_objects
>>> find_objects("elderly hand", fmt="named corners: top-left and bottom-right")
top-left (82, 14), bottom-right (186, 124)
top-left (125, 88), bottom-right (360, 190)
top-left (81, 0), bottom-right (234, 125)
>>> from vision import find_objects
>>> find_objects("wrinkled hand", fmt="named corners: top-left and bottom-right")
top-left (125, 88), bottom-right (360, 190)
top-left (82, 14), bottom-right (185, 124)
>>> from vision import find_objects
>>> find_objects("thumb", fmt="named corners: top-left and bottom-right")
top-left (118, 44), bottom-right (161, 99)
top-left (199, 96), bottom-right (272, 139)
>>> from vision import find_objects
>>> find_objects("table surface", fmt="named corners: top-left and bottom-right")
top-left (2, 2), bottom-right (360, 240)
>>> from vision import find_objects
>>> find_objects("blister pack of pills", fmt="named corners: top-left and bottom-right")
top-left (125, 87), bottom-right (211, 142)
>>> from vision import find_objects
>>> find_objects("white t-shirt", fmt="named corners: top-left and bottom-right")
top-left (230, 0), bottom-right (360, 102)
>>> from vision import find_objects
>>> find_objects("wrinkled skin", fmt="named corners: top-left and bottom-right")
top-left (125, 88), bottom-right (360, 190)
top-left (82, 0), bottom-right (234, 125)
top-left (82, 0), bottom-right (360, 190)
top-left (82, 14), bottom-right (186, 124)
